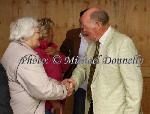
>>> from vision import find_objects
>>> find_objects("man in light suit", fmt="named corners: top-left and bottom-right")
top-left (63, 7), bottom-right (143, 114)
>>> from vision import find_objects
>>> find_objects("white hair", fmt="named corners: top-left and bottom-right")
top-left (9, 17), bottom-right (38, 41)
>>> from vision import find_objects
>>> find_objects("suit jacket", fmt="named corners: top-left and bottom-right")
top-left (71, 27), bottom-right (143, 114)
top-left (0, 64), bottom-right (13, 114)
top-left (1, 41), bottom-right (67, 114)
top-left (60, 28), bottom-right (81, 79)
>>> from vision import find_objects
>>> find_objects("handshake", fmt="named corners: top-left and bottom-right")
top-left (61, 78), bottom-right (76, 97)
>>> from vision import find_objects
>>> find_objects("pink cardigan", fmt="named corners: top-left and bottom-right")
top-left (35, 39), bottom-right (69, 111)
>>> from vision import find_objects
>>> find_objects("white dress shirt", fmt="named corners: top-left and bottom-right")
top-left (78, 33), bottom-right (88, 91)
top-left (99, 26), bottom-right (111, 46)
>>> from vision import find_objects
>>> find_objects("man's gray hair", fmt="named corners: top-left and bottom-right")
top-left (90, 10), bottom-right (109, 25)
top-left (9, 17), bottom-right (38, 41)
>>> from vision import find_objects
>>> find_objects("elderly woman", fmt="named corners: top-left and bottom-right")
top-left (35, 18), bottom-right (69, 114)
top-left (1, 17), bottom-right (67, 114)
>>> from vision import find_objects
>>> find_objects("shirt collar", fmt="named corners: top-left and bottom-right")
top-left (99, 26), bottom-right (111, 45)
top-left (79, 33), bottom-right (84, 39)
top-left (79, 33), bottom-right (88, 43)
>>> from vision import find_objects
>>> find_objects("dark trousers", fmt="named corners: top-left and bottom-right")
top-left (73, 88), bottom-right (86, 114)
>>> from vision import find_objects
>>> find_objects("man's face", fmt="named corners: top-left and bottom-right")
top-left (80, 16), bottom-right (100, 42)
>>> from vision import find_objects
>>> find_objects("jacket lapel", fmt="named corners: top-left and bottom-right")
top-left (75, 35), bottom-right (81, 56)
top-left (73, 28), bottom-right (81, 56)
top-left (92, 27), bottom-right (115, 82)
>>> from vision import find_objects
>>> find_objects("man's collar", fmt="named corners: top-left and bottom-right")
top-left (99, 26), bottom-right (111, 45)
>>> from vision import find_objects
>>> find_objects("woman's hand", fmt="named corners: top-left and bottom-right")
top-left (44, 47), bottom-right (59, 56)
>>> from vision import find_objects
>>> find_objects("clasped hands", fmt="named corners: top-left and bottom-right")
top-left (61, 78), bottom-right (76, 97)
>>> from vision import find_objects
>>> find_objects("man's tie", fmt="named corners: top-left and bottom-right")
top-left (87, 41), bottom-right (100, 114)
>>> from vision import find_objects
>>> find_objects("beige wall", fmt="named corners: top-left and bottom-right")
top-left (0, 0), bottom-right (150, 113)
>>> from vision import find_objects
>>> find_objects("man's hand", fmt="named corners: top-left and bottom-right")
top-left (47, 100), bottom-right (61, 113)
top-left (51, 100), bottom-right (61, 110)
top-left (62, 79), bottom-right (76, 97)
top-left (45, 47), bottom-right (59, 56)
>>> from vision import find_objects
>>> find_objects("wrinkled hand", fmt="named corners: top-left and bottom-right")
top-left (45, 47), bottom-right (59, 56)
top-left (48, 100), bottom-right (61, 113)
top-left (62, 79), bottom-right (76, 97)
top-left (51, 100), bottom-right (61, 110)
